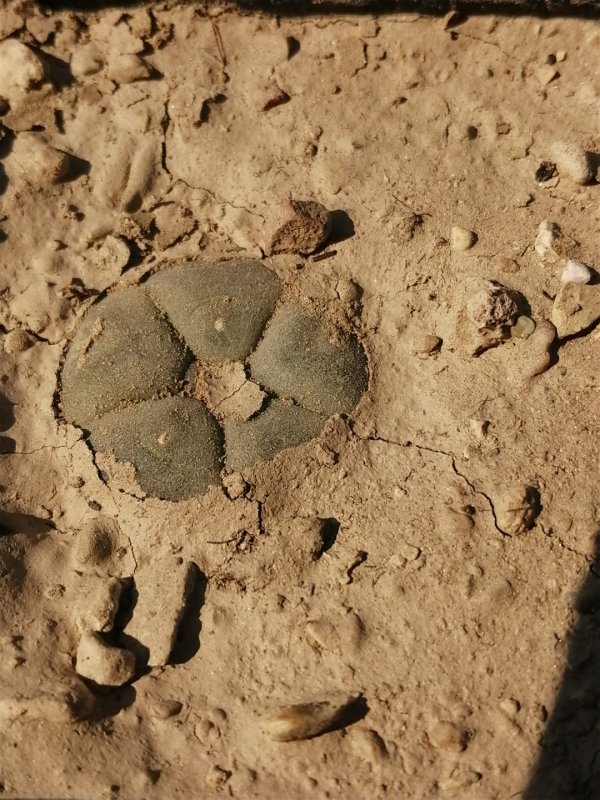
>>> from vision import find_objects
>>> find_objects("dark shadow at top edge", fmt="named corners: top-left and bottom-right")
top-left (33, 0), bottom-right (600, 19)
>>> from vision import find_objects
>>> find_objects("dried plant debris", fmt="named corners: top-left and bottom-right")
top-left (60, 259), bottom-right (368, 499)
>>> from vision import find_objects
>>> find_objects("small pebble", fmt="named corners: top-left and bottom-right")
top-left (350, 728), bottom-right (388, 762)
top-left (522, 319), bottom-right (556, 379)
top-left (534, 220), bottom-right (577, 264)
top-left (499, 697), bottom-right (520, 717)
top-left (438, 768), bottom-right (482, 793)
top-left (428, 720), bottom-right (469, 752)
top-left (194, 719), bottom-right (215, 739)
top-left (536, 64), bottom-right (559, 85)
top-left (0, 39), bottom-right (47, 99)
top-left (552, 282), bottom-right (600, 338)
top-left (72, 576), bottom-right (122, 633)
top-left (493, 485), bottom-right (540, 536)
top-left (261, 83), bottom-right (290, 111)
top-left (3, 328), bottom-right (34, 354)
top-left (261, 693), bottom-right (360, 741)
top-left (76, 631), bottom-right (136, 687)
top-left (439, 506), bottom-right (475, 535)
top-left (410, 332), bottom-right (442, 356)
top-left (450, 226), bottom-right (476, 251)
top-left (265, 198), bottom-right (332, 256)
top-left (469, 419), bottom-right (489, 440)
top-left (464, 279), bottom-right (520, 354)
top-left (107, 54), bottom-right (151, 84)
top-left (151, 699), bottom-right (183, 720)
top-left (534, 220), bottom-right (560, 262)
top-left (396, 540), bottom-right (421, 561)
top-left (336, 278), bottom-right (362, 303)
top-left (510, 315), bottom-right (536, 339)
top-left (550, 140), bottom-right (594, 185)
top-left (10, 132), bottom-right (71, 186)
top-left (561, 259), bottom-right (591, 285)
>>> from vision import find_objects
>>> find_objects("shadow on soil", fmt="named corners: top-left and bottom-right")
top-left (33, 0), bottom-right (600, 18)
top-left (525, 532), bottom-right (600, 800)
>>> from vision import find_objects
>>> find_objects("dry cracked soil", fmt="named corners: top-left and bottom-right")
top-left (0, 2), bottom-right (599, 799)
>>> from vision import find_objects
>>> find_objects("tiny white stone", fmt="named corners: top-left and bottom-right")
top-left (561, 259), bottom-right (591, 285)
top-left (534, 220), bottom-right (560, 262)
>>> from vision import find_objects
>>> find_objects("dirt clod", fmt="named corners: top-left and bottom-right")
top-left (265, 198), bottom-right (332, 256)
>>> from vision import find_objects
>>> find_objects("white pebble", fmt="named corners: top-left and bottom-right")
top-left (561, 259), bottom-right (591, 285)
top-left (550, 140), bottom-right (594, 185)
top-left (0, 39), bottom-right (46, 99)
top-left (450, 226), bottom-right (476, 251)
top-left (534, 220), bottom-right (561, 264)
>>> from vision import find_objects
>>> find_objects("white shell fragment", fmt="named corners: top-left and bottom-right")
top-left (561, 259), bottom-right (591, 285)
top-left (261, 692), bottom-right (361, 742)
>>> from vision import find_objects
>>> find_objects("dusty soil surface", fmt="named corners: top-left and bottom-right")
top-left (1, 3), bottom-right (599, 799)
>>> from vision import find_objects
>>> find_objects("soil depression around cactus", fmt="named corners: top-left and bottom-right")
top-left (60, 259), bottom-right (368, 500)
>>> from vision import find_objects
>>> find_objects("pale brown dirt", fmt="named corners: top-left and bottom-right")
top-left (0, 4), bottom-right (599, 800)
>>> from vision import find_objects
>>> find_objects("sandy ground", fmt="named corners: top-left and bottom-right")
top-left (1, 3), bottom-right (600, 798)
